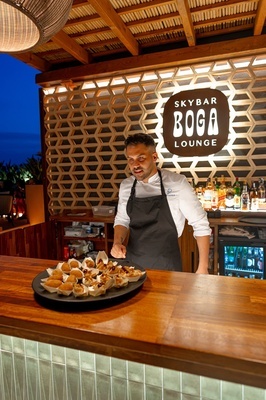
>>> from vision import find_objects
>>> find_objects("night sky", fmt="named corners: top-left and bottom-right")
top-left (0, 54), bottom-right (41, 165)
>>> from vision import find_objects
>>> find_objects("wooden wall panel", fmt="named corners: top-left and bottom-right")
top-left (42, 55), bottom-right (266, 215)
top-left (0, 228), bottom-right (25, 257)
top-left (0, 222), bottom-right (57, 260)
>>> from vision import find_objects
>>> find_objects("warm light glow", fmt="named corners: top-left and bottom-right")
top-left (127, 75), bottom-right (141, 83)
top-left (43, 88), bottom-right (56, 95)
top-left (57, 87), bottom-right (68, 93)
top-left (97, 80), bottom-right (110, 87)
top-left (159, 70), bottom-right (175, 79)
top-left (111, 77), bottom-right (126, 85)
top-left (142, 72), bottom-right (158, 81)
top-left (195, 65), bottom-right (211, 73)
top-left (232, 59), bottom-right (250, 68)
top-left (0, 2), bottom-right (39, 51)
top-left (213, 61), bottom-right (231, 71)
top-left (253, 56), bottom-right (266, 65)
top-left (82, 82), bottom-right (96, 90)
top-left (177, 67), bottom-right (193, 76)
top-left (0, 0), bottom-right (73, 52)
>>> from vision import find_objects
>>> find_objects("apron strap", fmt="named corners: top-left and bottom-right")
top-left (129, 169), bottom-right (165, 198)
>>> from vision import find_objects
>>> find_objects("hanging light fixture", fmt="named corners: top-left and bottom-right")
top-left (0, 0), bottom-right (73, 53)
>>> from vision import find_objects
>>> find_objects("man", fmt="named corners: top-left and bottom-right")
top-left (111, 133), bottom-right (211, 273)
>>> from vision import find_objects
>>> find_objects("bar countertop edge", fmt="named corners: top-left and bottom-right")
top-left (0, 255), bottom-right (266, 389)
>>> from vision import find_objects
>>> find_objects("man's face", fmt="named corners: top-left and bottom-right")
top-left (126, 143), bottom-right (158, 182)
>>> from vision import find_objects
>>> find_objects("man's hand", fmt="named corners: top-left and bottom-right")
top-left (111, 243), bottom-right (127, 259)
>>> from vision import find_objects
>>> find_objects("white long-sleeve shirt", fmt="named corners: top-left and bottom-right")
top-left (114, 169), bottom-right (211, 238)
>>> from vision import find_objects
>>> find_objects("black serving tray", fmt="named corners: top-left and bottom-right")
top-left (32, 260), bottom-right (146, 311)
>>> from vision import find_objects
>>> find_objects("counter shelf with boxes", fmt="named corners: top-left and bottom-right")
top-left (64, 223), bottom-right (104, 238)
top-left (50, 210), bottom-right (115, 260)
top-left (64, 222), bottom-right (105, 259)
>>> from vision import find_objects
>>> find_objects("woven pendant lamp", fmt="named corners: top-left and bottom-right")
top-left (0, 0), bottom-right (73, 52)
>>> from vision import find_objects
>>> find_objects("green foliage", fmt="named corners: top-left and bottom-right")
top-left (22, 152), bottom-right (43, 184)
top-left (0, 153), bottom-right (43, 192)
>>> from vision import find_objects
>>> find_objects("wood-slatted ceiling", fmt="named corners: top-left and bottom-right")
top-left (12, 0), bottom-right (266, 86)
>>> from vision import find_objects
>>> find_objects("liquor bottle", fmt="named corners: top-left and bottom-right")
top-left (196, 184), bottom-right (204, 206)
top-left (211, 180), bottom-right (219, 210)
top-left (240, 181), bottom-right (250, 211)
top-left (225, 182), bottom-right (234, 209)
top-left (250, 181), bottom-right (259, 211)
top-left (257, 178), bottom-right (265, 205)
top-left (213, 177), bottom-right (220, 191)
top-left (204, 178), bottom-right (213, 210)
top-left (218, 175), bottom-right (226, 210)
top-left (233, 177), bottom-right (241, 210)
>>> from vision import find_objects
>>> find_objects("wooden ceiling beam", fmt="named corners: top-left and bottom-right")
top-left (67, 9), bottom-right (255, 42)
top-left (52, 30), bottom-right (91, 64)
top-left (174, 0), bottom-right (196, 46)
top-left (87, 0), bottom-right (140, 56)
top-left (11, 52), bottom-right (51, 72)
top-left (45, 22), bottom-right (255, 67)
top-left (66, 13), bottom-right (102, 27)
top-left (254, 0), bottom-right (266, 35)
top-left (36, 34), bottom-right (266, 87)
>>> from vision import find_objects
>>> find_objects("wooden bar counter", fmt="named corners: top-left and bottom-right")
top-left (0, 255), bottom-right (266, 389)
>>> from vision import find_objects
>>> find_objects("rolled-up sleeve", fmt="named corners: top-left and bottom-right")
top-left (113, 178), bottom-right (132, 229)
top-left (177, 180), bottom-right (211, 237)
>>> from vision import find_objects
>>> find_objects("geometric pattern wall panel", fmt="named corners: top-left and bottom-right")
top-left (42, 54), bottom-right (266, 215)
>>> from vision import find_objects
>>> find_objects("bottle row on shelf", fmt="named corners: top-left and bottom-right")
top-left (192, 176), bottom-right (266, 212)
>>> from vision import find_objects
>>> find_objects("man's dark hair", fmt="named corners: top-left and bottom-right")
top-left (125, 133), bottom-right (155, 148)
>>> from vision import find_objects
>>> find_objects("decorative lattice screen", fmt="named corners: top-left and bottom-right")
top-left (42, 54), bottom-right (266, 214)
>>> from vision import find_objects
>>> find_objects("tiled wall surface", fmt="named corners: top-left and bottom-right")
top-left (1, 334), bottom-right (265, 400)
top-left (42, 55), bottom-right (266, 215)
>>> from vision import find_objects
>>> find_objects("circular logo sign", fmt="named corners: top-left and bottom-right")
top-left (163, 88), bottom-right (229, 157)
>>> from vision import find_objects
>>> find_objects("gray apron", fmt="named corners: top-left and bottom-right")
top-left (126, 170), bottom-right (182, 271)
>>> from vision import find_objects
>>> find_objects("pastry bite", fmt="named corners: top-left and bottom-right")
top-left (119, 265), bottom-right (145, 282)
top-left (41, 279), bottom-right (62, 293)
top-left (96, 260), bottom-right (106, 271)
top-left (97, 273), bottom-right (113, 290)
top-left (65, 274), bottom-right (78, 283)
top-left (82, 257), bottom-right (95, 269)
top-left (82, 275), bottom-right (96, 286)
top-left (46, 268), bottom-right (64, 279)
top-left (69, 259), bottom-right (80, 269)
top-left (69, 268), bottom-right (84, 280)
top-left (57, 282), bottom-right (74, 296)
top-left (88, 281), bottom-right (107, 297)
top-left (96, 250), bottom-right (108, 266)
top-left (113, 275), bottom-right (129, 288)
top-left (106, 263), bottom-right (121, 276)
top-left (43, 279), bottom-right (62, 287)
top-left (59, 261), bottom-right (71, 273)
top-left (73, 283), bottom-right (89, 297)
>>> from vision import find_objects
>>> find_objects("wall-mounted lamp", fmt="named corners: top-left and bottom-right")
top-left (0, 0), bottom-right (73, 52)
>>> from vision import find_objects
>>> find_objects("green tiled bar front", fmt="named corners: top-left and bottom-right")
top-left (0, 334), bottom-right (265, 400)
